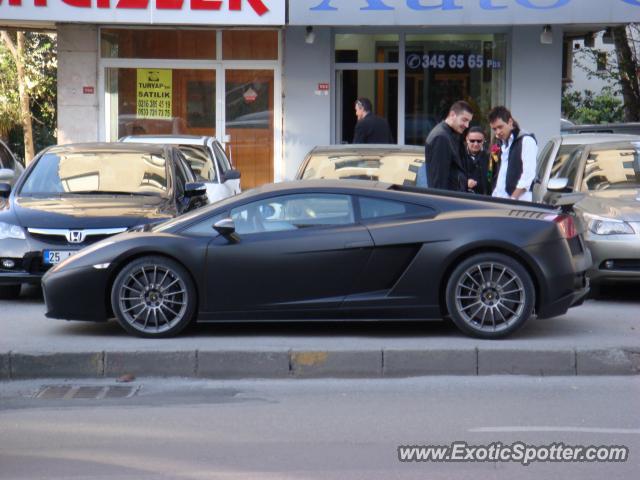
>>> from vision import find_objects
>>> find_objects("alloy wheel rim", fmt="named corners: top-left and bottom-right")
top-left (118, 264), bottom-right (188, 333)
top-left (454, 262), bottom-right (525, 332)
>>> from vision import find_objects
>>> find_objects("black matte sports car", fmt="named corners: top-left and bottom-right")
top-left (43, 180), bottom-right (591, 339)
top-left (0, 143), bottom-right (207, 299)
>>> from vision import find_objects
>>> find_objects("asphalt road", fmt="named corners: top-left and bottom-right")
top-left (1, 284), bottom-right (639, 353)
top-left (1, 376), bottom-right (638, 479)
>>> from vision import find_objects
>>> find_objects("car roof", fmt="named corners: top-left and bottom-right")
top-left (45, 142), bottom-right (170, 155)
top-left (120, 135), bottom-right (210, 146)
top-left (557, 133), bottom-right (640, 145)
top-left (249, 179), bottom-right (387, 195)
top-left (309, 144), bottom-right (424, 155)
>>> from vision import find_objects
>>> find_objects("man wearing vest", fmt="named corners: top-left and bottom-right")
top-left (488, 106), bottom-right (537, 202)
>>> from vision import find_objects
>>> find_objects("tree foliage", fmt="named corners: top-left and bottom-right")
top-left (0, 31), bottom-right (57, 161)
top-left (573, 24), bottom-right (640, 122)
top-left (562, 87), bottom-right (625, 125)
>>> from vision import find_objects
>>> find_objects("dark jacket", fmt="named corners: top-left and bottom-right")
top-left (353, 113), bottom-right (394, 144)
top-left (424, 121), bottom-right (466, 191)
top-left (495, 128), bottom-right (536, 196)
top-left (464, 149), bottom-right (490, 195)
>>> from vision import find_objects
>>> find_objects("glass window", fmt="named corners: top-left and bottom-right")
top-left (183, 212), bottom-right (228, 237)
top-left (230, 194), bottom-right (354, 235)
top-left (335, 34), bottom-right (399, 64)
top-left (301, 150), bottom-right (424, 186)
top-left (553, 147), bottom-right (585, 189)
top-left (337, 69), bottom-right (397, 144)
top-left (212, 142), bottom-right (232, 173)
top-left (404, 34), bottom-right (507, 145)
top-left (101, 29), bottom-right (216, 60)
top-left (536, 140), bottom-right (555, 179)
top-left (222, 30), bottom-right (278, 60)
top-left (581, 144), bottom-right (640, 191)
top-left (358, 196), bottom-right (432, 220)
top-left (0, 143), bottom-right (14, 170)
top-left (106, 68), bottom-right (216, 141)
top-left (21, 151), bottom-right (168, 196)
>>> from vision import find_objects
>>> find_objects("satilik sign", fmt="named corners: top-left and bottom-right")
top-left (0, 0), bottom-right (285, 24)
top-left (290, 0), bottom-right (640, 25)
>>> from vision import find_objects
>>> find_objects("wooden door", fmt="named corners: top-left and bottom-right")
top-left (225, 69), bottom-right (274, 190)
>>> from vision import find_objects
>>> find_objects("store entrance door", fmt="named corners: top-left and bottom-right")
top-left (224, 69), bottom-right (274, 190)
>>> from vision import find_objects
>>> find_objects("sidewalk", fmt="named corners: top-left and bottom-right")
top-left (1, 286), bottom-right (639, 380)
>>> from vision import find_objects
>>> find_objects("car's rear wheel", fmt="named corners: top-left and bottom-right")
top-left (0, 285), bottom-right (21, 300)
top-left (445, 253), bottom-right (535, 339)
top-left (111, 256), bottom-right (196, 338)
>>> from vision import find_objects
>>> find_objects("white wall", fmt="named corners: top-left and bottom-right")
top-left (509, 25), bottom-right (564, 149)
top-left (569, 32), bottom-right (619, 97)
top-left (282, 26), bottom-right (332, 180)
top-left (56, 24), bottom-right (99, 145)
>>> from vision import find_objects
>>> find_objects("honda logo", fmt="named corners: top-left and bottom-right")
top-left (66, 230), bottom-right (86, 244)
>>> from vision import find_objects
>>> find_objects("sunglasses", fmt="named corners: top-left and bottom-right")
top-left (468, 139), bottom-right (484, 144)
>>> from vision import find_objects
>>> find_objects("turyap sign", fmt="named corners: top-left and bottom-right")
top-left (0, 0), bottom-right (285, 25)
top-left (290, 0), bottom-right (640, 25)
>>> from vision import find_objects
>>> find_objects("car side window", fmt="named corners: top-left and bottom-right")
top-left (554, 147), bottom-right (585, 189)
top-left (0, 143), bottom-right (13, 170)
top-left (183, 212), bottom-right (228, 236)
top-left (173, 152), bottom-right (189, 198)
top-left (358, 196), bottom-right (433, 220)
top-left (179, 145), bottom-right (216, 182)
top-left (230, 194), bottom-right (355, 235)
top-left (536, 141), bottom-right (555, 179)
top-left (212, 142), bottom-right (231, 174)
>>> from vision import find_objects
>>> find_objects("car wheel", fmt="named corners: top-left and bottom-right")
top-left (111, 256), bottom-right (196, 338)
top-left (445, 253), bottom-right (535, 339)
top-left (0, 285), bottom-right (21, 300)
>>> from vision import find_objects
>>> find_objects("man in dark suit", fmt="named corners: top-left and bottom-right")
top-left (353, 97), bottom-right (394, 144)
top-left (424, 100), bottom-right (473, 192)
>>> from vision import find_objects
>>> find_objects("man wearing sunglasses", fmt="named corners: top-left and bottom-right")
top-left (463, 126), bottom-right (490, 195)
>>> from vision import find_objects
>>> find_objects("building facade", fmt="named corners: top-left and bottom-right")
top-left (2, 0), bottom-right (639, 189)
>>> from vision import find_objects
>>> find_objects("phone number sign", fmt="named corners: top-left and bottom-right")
top-left (137, 69), bottom-right (172, 119)
top-left (406, 53), bottom-right (502, 71)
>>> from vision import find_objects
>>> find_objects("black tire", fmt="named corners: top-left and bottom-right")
top-left (111, 256), bottom-right (197, 338)
top-left (445, 253), bottom-right (535, 339)
top-left (0, 285), bottom-right (21, 300)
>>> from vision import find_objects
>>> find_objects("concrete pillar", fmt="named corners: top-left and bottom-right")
top-left (56, 24), bottom-right (99, 145)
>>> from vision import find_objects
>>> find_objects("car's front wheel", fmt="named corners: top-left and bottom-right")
top-left (111, 256), bottom-right (196, 338)
top-left (445, 253), bottom-right (535, 339)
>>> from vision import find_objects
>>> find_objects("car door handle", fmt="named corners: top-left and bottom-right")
top-left (344, 241), bottom-right (371, 248)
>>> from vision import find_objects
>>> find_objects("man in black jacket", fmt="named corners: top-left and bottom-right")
top-left (463, 126), bottom-right (490, 195)
top-left (353, 97), bottom-right (394, 144)
top-left (424, 100), bottom-right (473, 191)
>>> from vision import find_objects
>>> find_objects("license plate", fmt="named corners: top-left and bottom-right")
top-left (43, 250), bottom-right (77, 265)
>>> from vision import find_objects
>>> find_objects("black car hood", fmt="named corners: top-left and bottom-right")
top-left (11, 195), bottom-right (176, 228)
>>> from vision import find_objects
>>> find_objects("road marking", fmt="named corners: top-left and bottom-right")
top-left (469, 426), bottom-right (640, 435)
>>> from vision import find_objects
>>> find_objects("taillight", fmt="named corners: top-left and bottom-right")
top-left (546, 214), bottom-right (577, 239)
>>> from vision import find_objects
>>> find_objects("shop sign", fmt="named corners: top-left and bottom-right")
top-left (290, 0), bottom-right (640, 26)
top-left (243, 87), bottom-right (258, 103)
top-left (406, 53), bottom-right (502, 71)
top-left (0, 0), bottom-right (285, 25)
top-left (137, 69), bottom-right (172, 119)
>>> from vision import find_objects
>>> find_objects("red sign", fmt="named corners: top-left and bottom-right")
top-left (83, 86), bottom-right (95, 94)
top-left (243, 87), bottom-right (258, 103)
top-left (0, 0), bottom-right (269, 15)
top-left (318, 83), bottom-right (329, 91)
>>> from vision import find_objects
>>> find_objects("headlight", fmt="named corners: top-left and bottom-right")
top-left (0, 221), bottom-right (25, 240)
top-left (584, 214), bottom-right (634, 235)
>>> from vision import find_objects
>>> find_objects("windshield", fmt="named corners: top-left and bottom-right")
top-left (582, 143), bottom-right (640, 191)
top-left (20, 150), bottom-right (169, 196)
top-left (302, 152), bottom-right (424, 186)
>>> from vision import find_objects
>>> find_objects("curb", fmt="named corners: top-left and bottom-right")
top-left (2, 347), bottom-right (640, 380)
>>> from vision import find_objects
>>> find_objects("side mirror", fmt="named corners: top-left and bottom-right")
top-left (213, 218), bottom-right (236, 236)
top-left (184, 182), bottom-right (207, 198)
top-left (547, 177), bottom-right (571, 192)
top-left (0, 168), bottom-right (14, 182)
top-left (223, 169), bottom-right (241, 181)
top-left (0, 182), bottom-right (11, 198)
